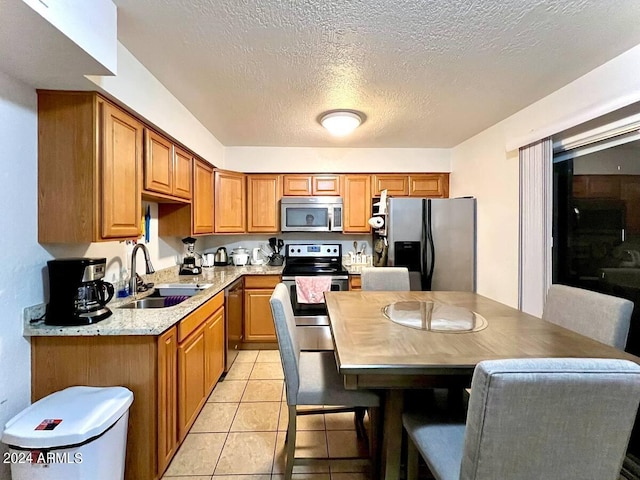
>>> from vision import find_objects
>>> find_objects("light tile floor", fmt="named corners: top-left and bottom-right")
top-left (161, 349), bottom-right (372, 480)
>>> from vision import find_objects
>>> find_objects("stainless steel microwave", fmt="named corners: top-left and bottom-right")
top-left (281, 197), bottom-right (343, 232)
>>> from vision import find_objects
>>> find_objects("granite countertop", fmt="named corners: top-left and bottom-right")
top-left (24, 265), bottom-right (284, 337)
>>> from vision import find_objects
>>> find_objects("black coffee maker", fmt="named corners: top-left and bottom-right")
top-left (46, 258), bottom-right (115, 325)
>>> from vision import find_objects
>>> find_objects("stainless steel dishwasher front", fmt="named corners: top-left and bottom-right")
top-left (224, 278), bottom-right (243, 371)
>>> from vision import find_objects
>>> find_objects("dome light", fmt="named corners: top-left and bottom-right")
top-left (320, 110), bottom-right (364, 137)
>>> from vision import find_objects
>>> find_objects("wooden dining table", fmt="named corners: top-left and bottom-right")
top-left (324, 290), bottom-right (640, 480)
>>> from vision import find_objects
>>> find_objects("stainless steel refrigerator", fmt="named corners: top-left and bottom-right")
top-left (384, 197), bottom-right (476, 291)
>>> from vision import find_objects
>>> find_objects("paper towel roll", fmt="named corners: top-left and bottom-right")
top-left (368, 216), bottom-right (384, 228)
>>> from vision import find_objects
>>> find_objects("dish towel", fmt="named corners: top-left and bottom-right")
top-left (295, 276), bottom-right (332, 304)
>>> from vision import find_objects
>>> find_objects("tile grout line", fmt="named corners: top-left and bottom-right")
top-left (210, 357), bottom-right (255, 478)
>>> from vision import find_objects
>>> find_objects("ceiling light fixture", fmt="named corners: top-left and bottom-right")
top-left (319, 110), bottom-right (364, 137)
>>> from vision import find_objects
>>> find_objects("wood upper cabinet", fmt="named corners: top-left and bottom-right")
top-left (173, 147), bottom-right (193, 200)
top-left (343, 175), bottom-right (372, 233)
top-left (157, 327), bottom-right (178, 474)
top-left (247, 174), bottom-right (281, 233)
top-left (101, 101), bottom-right (143, 239)
top-left (372, 173), bottom-right (449, 198)
top-left (283, 174), bottom-right (341, 196)
top-left (38, 91), bottom-right (143, 242)
top-left (244, 275), bottom-right (280, 342)
top-left (215, 170), bottom-right (246, 233)
top-left (409, 174), bottom-right (449, 197)
top-left (193, 160), bottom-right (215, 234)
top-left (143, 129), bottom-right (192, 202)
top-left (372, 174), bottom-right (409, 196)
top-left (144, 129), bottom-right (173, 196)
top-left (313, 175), bottom-right (341, 195)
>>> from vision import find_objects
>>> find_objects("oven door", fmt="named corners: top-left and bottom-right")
top-left (281, 275), bottom-right (348, 322)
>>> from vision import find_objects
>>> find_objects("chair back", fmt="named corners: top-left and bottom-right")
top-left (461, 358), bottom-right (640, 480)
top-left (542, 284), bottom-right (633, 349)
top-left (270, 283), bottom-right (301, 405)
top-left (361, 266), bottom-right (410, 291)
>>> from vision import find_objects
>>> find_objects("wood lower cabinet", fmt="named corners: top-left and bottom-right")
top-left (244, 275), bottom-right (280, 342)
top-left (205, 308), bottom-right (225, 392)
top-left (31, 292), bottom-right (226, 480)
top-left (343, 175), bottom-right (372, 233)
top-left (178, 322), bottom-right (207, 440)
top-left (177, 291), bottom-right (225, 440)
top-left (157, 327), bottom-right (178, 474)
top-left (31, 335), bottom-right (168, 480)
top-left (247, 174), bottom-right (281, 233)
top-left (38, 91), bottom-right (143, 242)
top-left (349, 275), bottom-right (362, 290)
top-left (215, 170), bottom-right (246, 232)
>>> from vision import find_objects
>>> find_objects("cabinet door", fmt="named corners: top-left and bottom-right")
top-left (247, 174), bottom-right (281, 233)
top-left (144, 129), bottom-right (173, 196)
top-left (215, 170), bottom-right (247, 232)
top-left (372, 174), bottom-right (409, 196)
top-left (204, 307), bottom-right (225, 393)
top-left (100, 101), bottom-right (143, 239)
top-left (244, 288), bottom-right (277, 342)
top-left (283, 175), bottom-right (312, 196)
top-left (173, 146), bottom-right (193, 200)
top-left (343, 175), bottom-right (372, 233)
top-left (178, 324), bottom-right (206, 441)
top-left (312, 175), bottom-right (341, 196)
top-left (409, 174), bottom-right (449, 197)
top-left (157, 327), bottom-right (177, 475)
top-left (349, 276), bottom-right (362, 290)
top-left (193, 160), bottom-right (214, 234)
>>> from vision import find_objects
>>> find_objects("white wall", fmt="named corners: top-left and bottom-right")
top-left (452, 43), bottom-right (640, 308)
top-left (225, 146), bottom-right (450, 172)
top-left (0, 71), bottom-right (49, 479)
top-left (21, 0), bottom-right (117, 74)
top-left (86, 43), bottom-right (225, 168)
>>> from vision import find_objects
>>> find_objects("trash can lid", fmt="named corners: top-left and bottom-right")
top-left (2, 386), bottom-right (133, 449)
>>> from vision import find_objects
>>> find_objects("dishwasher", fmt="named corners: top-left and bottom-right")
top-left (224, 278), bottom-right (243, 372)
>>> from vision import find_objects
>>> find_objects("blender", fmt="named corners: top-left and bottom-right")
top-left (180, 237), bottom-right (202, 275)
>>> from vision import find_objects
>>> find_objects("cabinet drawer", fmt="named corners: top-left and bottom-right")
top-left (349, 276), bottom-right (361, 290)
top-left (244, 275), bottom-right (281, 289)
top-left (178, 291), bottom-right (224, 342)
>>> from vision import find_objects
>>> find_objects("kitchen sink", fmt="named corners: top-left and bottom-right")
top-left (154, 283), bottom-right (213, 296)
top-left (119, 297), bottom-right (188, 309)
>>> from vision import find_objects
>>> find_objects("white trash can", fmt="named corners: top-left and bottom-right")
top-left (1, 386), bottom-right (133, 480)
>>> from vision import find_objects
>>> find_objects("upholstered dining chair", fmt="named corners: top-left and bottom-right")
top-left (361, 266), bottom-right (410, 291)
top-left (269, 283), bottom-right (381, 480)
top-left (403, 358), bottom-right (640, 480)
top-left (542, 284), bottom-right (633, 349)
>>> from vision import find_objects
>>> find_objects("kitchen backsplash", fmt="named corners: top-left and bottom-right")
top-left (200, 232), bottom-right (371, 260)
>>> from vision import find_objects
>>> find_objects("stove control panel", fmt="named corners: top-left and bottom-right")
top-left (286, 243), bottom-right (342, 258)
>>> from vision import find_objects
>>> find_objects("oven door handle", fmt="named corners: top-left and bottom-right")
top-left (282, 275), bottom-right (349, 281)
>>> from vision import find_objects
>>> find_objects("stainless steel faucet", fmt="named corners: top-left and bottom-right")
top-left (130, 244), bottom-right (155, 295)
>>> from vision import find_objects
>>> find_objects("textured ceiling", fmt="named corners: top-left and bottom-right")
top-left (113, 0), bottom-right (640, 148)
